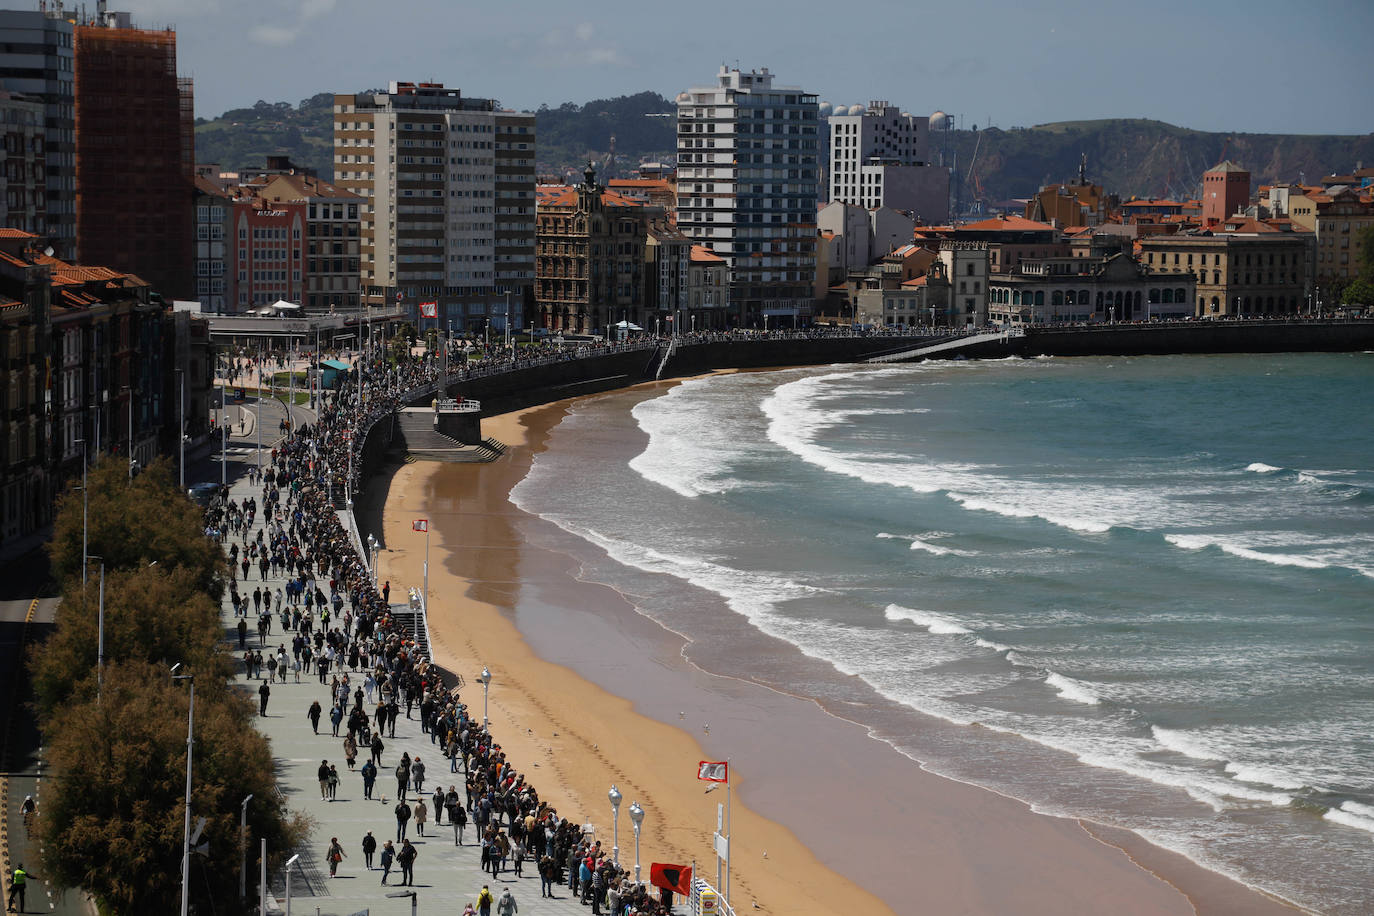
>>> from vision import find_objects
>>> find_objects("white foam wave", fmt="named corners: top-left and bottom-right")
top-left (876, 531), bottom-right (975, 557)
top-left (1163, 533), bottom-right (1330, 571)
top-left (1245, 462), bottom-right (1283, 474)
top-left (1045, 671), bottom-right (1102, 706)
top-left (1324, 803), bottom-right (1374, 836)
top-left (1223, 762), bottom-right (1307, 791)
top-left (973, 637), bottom-right (1012, 653)
top-left (951, 493), bottom-right (1113, 533)
top-left (628, 378), bottom-right (753, 498)
top-left (1152, 726), bottom-right (1224, 762)
top-left (884, 604), bottom-right (971, 635)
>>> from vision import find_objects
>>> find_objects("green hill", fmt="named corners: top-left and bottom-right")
top-left (195, 94), bottom-right (1374, 201)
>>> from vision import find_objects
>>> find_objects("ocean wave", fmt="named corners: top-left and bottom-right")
top-left (1045, 671), bottom-right (1102, 705)
top-left (884, 604), bottom-right (970, 635)
top-left (1152, 726), bottom-right (1225, 762)
top-left (949, 492), bottom-right (1113, 534)
top-left (1323, 802), bottom-right (1374, 836)
top-left (1223, 761), bottom-right (1308, 791)
top-left (1164, 533), bottom-right (1331, 570)
top-left (876, 531), bottom-right (975, 557)
top-left (628, 377), bottom-right (756, 498)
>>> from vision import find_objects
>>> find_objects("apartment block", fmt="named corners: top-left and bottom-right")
top-left (826, 101), bottom-right (947, 222)
top-left (0, 90), bottom-right (45, 237)
top-left (333, 82), bottom-right (535, 332)
top-left (676, 66), bottom-right (820, 327)
top-left (255, 172), bottom-right (361, 313)
top-left (1139, 229), bottom-right (1311, 317)
top-left (0, 8), bottom-right (74, 258)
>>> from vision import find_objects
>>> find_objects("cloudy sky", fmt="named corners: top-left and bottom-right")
top-left (131, 0), bottom-right (1370, 134)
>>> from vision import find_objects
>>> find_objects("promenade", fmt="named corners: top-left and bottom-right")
top-left (209, 366), bottom-right (655, 916)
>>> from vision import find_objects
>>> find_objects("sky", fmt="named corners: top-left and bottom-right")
top-left (120, 0), bottom-right (1372, 135)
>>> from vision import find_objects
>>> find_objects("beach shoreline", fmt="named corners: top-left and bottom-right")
top-left (371, 379), bottom-right (1300, 915)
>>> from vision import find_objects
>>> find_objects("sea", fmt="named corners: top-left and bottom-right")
top-left (510, 352), bottom-right (1374, 914)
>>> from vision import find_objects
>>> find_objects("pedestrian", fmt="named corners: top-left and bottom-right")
top-left (513, 838), bottom-right (526, 877)
top-left (330, 703), bottom-right (344, 737)
top-left (379, 840), bottom-right (395, 885)
top-left (371, 733), bottom-right (384, 765)
top-left (411, 755), bottom-right (426, 794)
top-left (308, 700), bottom-right (322, 734)
top-left (318, 759), bottom-right (331, 801)
top-left (394, 798), bottom-right (411, 841)
top-left (326, 837), bottom-right (345, 878)
top-left (395, 759), bottom-right (410, 801)
top-left (361, 831), bottom-right (377, 869)
top-left (343, 733), bottom-right (358, 770)
top-left (476, 884), bottom-right (494, 916)
top-left (237, 617), bottom-right (247, 648)
top-left (413, 798), bottom-right (427, 836)
top-left (6, 863), bottom-right (27, 913)
top-left (361, 758), bottom-right (377, 799)
top-left (496, 886), bottom-right (518, 916)
top-left (453, 795), bottom-right (468, 845)
top-left (328, 763), bottom-right (340, 800)
top-left (397, 838), bottom-right (418, 886)
top-left (539, 854), bottom-right (556, 898)
top-left (432, 786), bottom-right (445, 825)
top-left (258, 681), bottom-right (270, 716)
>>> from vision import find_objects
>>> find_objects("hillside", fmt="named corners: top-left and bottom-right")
top-left (945, 119), bottom-right (1374, 203)
top-left (194, 94), bottom-right (1373, 201)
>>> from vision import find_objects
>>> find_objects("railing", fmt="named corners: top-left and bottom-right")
top-left (689, 876), bottom-right (737, 916)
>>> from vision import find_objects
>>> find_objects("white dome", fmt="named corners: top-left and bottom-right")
top-left (847, 104), bottom-right (864, 116)
top-left (818, 101), bottom-right (833, 116)
top-left (930, 110), bottom-right (951, 130)
top-left (676, 91), bottom-right (690, 103)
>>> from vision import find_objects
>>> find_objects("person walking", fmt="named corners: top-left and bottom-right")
top-left (476, 884), bottom-right (494, 916)
top-left (394, 798), bottom-right (411, 841)
top-left (379, 840), bottom-right (395, 885)
top-left (452, 795), bottom-right (468, 845)
top-left (370, 733), bottom-right (384, 765)
top-left (326, 837), bottom-right (346, 878)
top-left (360, 758), bottom-right (377, 799)
top-left (258, 681), bottom-right (270, 716)
top-left (413, 798), bottom-right (428, 836)
top-left (361, 831), bottom-right (377, 870)
top-left (317, 760), bottom-right (332, 801)
top-left (6, 863), bottom-right (27, 913)
top-left (539, 854), bottom-right (556, 898)
top-left (496, 887), bottom-right (518, 916)
top-left (343, 733), bottom-right (357, 770)
top-left (395, 757), bottom-right (411, 801)
top-left (308, 700), bottom-right (322, 734)
top-left (411, 755), bottom-right (426, 794)
top-left (397, 838), bottom-right (418, 886)
top-left (328, 763), bottom-right (340, 800)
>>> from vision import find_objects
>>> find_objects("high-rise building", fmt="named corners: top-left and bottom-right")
top-left (826, 101), bottom-right (948, 222)
top-left (0, 7), bottom-right (75, 258)
top-left (0, 90), bottom-right (46, 236)
top-left (74, 9), bottom-right (194, 299)
top-left (332, 81), bottom-right (536, 332)
top-left (675, 66), bottom-right (819, 327)
top-left (1202, 160), bottom-right (1250, 227)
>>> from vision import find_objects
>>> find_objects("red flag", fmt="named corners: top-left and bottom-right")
top-left (650, 863), bottom-right (692, 897)
top-left (420, 301), bottom-right (438, 318)
top-left (412, 519), bottom-right (428, 532)
top-left (697, 760), bottom-right (728, 783)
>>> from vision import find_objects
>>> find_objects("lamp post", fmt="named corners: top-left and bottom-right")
top-left (219, 367), bottom-right (227, 487)
top-left (90, 556), bottom-right (104, 700)
top-left (608, 785), bottom-right (623, 866)
top-left (239, 794), bottom-right (253, 902)
top-left (628, 801), bottom-right (645, 883)
top-left (171, 664), bottom-right (195, 916)
top-left (283, 853), bottom-right (300, 916)
top-left (77, 438), bottom-right (87, 585)
top-left (480, 666), bottom-right (491, 730)
top-left (126, 385), bottom-right (137, 479)
top-left (386, 890), bottom-right (418, 916)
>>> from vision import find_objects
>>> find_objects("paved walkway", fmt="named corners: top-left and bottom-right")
top-left (214, 449), bottom-right (595, 915)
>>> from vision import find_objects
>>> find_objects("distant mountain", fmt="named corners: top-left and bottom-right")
top-left (943, 119), bottom-right (1374, 203)
top-left (195, 95), bottom-right (1373, 202)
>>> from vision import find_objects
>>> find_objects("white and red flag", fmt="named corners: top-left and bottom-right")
top-left (420, 301), bottom-right (438, 318)
top-left (697, 760), bottom-right (728, 783)
top-left (413, 519), bottom-right (429, 532)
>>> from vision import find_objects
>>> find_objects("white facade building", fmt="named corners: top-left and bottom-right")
top-left (828, 101), bottom-right (948, 223)
top-left (676, 66), bottom-right (819, 326)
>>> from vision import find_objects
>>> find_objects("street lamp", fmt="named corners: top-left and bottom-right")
top-left (76, 438), bottom-right (87, 585)
top-left (239, 794), bottom-right (253, 901)
top-left (171, 664), bottom-right (195, 916)
top-left (283, 853), bottom-right (300, 916)
top-left (608, 785), bottom-right (623, 866)
top-left (479, 666), bottom-right (492, 729)
top-left (628, 801), bottom-right (645, 883)
top-left (386, 890), bottom-right (418, 916)
top-left (89, 556), bottom-right (104, 700)
top-left (176, 368), bottom-right (185, 490)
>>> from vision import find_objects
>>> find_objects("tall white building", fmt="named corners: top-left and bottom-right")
top-left (333, 82), bottom-right (535, 332)
top-left (676, 66), bottom-right (819, 326)
top-left (827, 101), bottom-right (948, 223)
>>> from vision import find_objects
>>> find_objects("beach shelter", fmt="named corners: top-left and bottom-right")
top-left (319, 359), bottom-right (351, 389)
top-left (613, 319), bottom-right (643, 341)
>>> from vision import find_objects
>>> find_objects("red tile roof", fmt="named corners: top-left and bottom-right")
top-left (536, 185), bottom-right (643, 209)
top-left (0, 228), bottom-right (37, 239)
top-left (959, 215), bottom-right (1057, 232)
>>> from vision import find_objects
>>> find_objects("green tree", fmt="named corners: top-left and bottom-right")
top-left (35, 664), bottom-right (308, 914)
top-left (1342, 277), bottom-right (1374, 306)
top-left (47, 456), bottom-right (223, 594)
top-left (29, 563), bottom-right (232, 716)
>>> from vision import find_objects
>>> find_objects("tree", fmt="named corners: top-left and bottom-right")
top-left (1342, 277), bottom-right (1374, 307)
top-left (35, 664), bottom-right (308, 914)
top-left (47, 456), bottom-right (223, 594)
top-left (29, 563), bottom-right (232, 716)
top-left (1357, 224), bottom-right (1374, 280)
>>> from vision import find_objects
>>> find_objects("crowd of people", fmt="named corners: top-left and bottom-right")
top-left (203, 352), bottom-right (683, 915)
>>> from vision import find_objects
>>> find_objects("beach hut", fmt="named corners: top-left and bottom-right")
top-left (318, 359), bottom-right (351, 389)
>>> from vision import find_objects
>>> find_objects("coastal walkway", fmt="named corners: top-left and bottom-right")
top-left (866, 327), bottom-right (1023, 362)
top-left (213, 451), bottom-right (601, 915)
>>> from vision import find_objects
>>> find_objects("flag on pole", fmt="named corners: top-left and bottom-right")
top-left (412, 519), bottom-right (428, 532)
top-left (649, 863), bottom-right (693, 897)
top-left (697, 760), bottom-right (728, 783)
top-left (420, 301), bottom-right (438, 318)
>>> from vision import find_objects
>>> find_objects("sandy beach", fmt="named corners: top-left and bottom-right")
top-left (371, 382), bottom-right (1299, 915)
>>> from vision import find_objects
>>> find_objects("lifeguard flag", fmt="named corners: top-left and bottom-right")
top-left (412, 519), bottom-right (429, 532)
top-left (697, 760), bottom-right (728, 783)
top-left (650, 863), bottom-right (692, 897)
top-left (420, 301), bottom-right (438, 318)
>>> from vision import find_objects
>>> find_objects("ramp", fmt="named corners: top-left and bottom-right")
top-left (868, 328), bottom-right (1022, 363)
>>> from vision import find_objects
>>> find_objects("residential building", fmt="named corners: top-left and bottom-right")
top-left (74, 12), bottom-right (194, 299)
top-left (231, 195), bottom-right (306, 311)
top-left (1139, 229), bottom-right (1312, 317)
top-left (533, 166), bottom-right (645, 332)
top-left (192, 176), bottom-right (232, 312)
top-left (938, 240), bottom-right (990, 325)
top-left (0, 7), bottom-right (74, 258)
top-left (676, 66), bottom-right (820, 327)
top-left (1025, 157), bottom-right (1117, 228)
top-left (988, 252), bottom-right (1195, 325)
top-left (827, 101), bottom-right (947, 222)
top-left (332, 81), bottom-right (536, 332)
top-left (255, 172), bottom-right (362, 313)
top-left (1202, 160), bottom-right (1250, 227)
top-left (0, 90), bottom-right (45, 237)
top-left (608, 177), bottom-right (676, 212)
top-left (857, 260), bottom-right (951, 327)
top-left (954, 215), bottom-right (1069, 276)
top-left (687, 244), bottom-right (728, 328)
top-left (1285, 187), bottom-right (1374, 297)
top-left (645, 219), bottom-right (691, 326)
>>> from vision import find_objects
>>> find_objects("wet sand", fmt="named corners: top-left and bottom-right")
top-left (374, 385), bottom-right (1298, 915)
